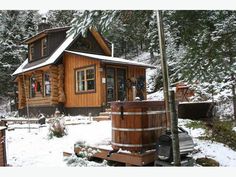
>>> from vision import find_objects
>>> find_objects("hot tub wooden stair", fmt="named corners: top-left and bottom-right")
top-left (93, 108), bottom-right (111, 121)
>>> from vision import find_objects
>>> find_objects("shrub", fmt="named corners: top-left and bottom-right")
top-left (205, 120), bottom-right (236, 151)
top-left (48, 117), bottom-right (67, 138)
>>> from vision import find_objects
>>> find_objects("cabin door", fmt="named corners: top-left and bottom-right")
top-left (106, 67), bottom-right (126, 103)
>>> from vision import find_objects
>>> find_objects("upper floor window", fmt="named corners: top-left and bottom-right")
top-left (75, 66), bottom-right (95, 93)
top-left (41, 38), bottom-right (47, 57)
top-left (29, 44), bottom-right (34, 61)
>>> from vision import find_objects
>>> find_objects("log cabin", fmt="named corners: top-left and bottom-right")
top-left (12, 20), bottom-right (154, 116)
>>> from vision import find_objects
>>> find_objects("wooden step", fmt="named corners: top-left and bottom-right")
top-left (105, 108), bottom-right (111, 112)
top-left (93, 115), bottom-right (111, 122)
top-left (99, 112), bottom-right (111, 116)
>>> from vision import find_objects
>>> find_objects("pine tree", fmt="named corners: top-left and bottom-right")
top-left (167, 10), bottom-right (236, 119)
top-left (0, 10), bottom-right (39, 96)
top-left (47, 10), bottom-right (77, 27)
top-left (68, 10), bottom-right (158, 59)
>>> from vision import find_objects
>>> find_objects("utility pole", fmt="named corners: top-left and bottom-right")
top-left (156, 10), bottom-right (170, 127)
top-left (156, 10), bottom-right (181, 166)
top-left (169, 90), bottom-right (181, 166)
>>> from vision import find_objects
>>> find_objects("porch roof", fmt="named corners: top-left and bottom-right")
top-left (65, 50), bottom-right (156, 68)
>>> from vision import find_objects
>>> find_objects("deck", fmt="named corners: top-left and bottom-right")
top-left (66, 146), bottom-right (157, 166)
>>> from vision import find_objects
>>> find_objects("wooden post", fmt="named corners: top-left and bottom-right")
top-left (156, 10), bottom-right (170, 127)
top-left (23, 74), bottom-right (30, 132)
top-left (157, 11), bottom-right (180, 166)
top-left (169, 90), bottom-right (181, 166)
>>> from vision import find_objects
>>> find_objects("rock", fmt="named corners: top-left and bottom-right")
top-left (196, 157), bottom-right (220, 166)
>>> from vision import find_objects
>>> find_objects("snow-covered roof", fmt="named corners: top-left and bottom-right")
top-left (12, 30), bottom-right (155, 76)
top-left (65, 50), bottom-right (155, 68)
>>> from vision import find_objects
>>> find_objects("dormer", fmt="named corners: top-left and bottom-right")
top-left (24, 18), bottom-right (70, 62)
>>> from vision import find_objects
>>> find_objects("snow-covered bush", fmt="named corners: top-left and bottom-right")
top-left (64, 154), bottom-right (107, 167)
top-left (74, 141), bottom-right (100, 160)
top-left (48, 117), bottom-right (67, 138)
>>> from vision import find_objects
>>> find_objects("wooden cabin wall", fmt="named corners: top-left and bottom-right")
top-left (18, 76), bottom-right (26, 109)
top-left (63, 53), bottom-right (102, 108)
top-left (49, 66), bottom-right (59, 105)
top-left (17, 66), bottom-right (55, 108)
top-left (127, 66), bottom-right (146, 101)
top-left (58, 64), bottom-right (65, 103)
top-left (26, 71), bottom-right (51, 106)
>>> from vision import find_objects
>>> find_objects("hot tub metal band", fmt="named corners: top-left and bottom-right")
top-left (111, 142), bottom-right (156, 147)
top-left (112, 126), bottom-right (166, 131)
top-left (110, 110), bottom-right (166, 115)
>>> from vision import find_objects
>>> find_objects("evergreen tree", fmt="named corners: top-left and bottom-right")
top-left (47, 10), bottom-right (77, 27)
top-left (0, 10), bottom-right (39, 96)
top-left (167, 10), bottom-right (236, 119)
top-left (68, 10), bottom-right (158, 59)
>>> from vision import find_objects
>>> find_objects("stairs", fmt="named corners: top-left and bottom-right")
top-left (93, 108), bottom-right (111, 121)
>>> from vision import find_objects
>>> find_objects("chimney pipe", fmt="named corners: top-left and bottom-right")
top-left (38, 16), bottom-right (51, 32)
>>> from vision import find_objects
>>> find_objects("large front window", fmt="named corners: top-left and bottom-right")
top-left (75, 66), bottom-right (95, 93)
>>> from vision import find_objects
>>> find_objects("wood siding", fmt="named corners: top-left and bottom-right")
top-left (64, 53), bottom-right (102, 108)
top-left (48, 31), bottom-right (67, 56)
top-left (127, 66), bottom-right (146, 101)
top-left (18, 76), bottom-right (26, 109)
top-left (28, 31), bottom-right (67, 62)
top-left (68, 31), bottom-right (107, 56)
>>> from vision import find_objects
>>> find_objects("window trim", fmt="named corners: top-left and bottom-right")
top-left (43, 72), bottom-right (51, 97)
top-left (41, 37), bottom-right (47, 57)
top-left (74, 65), bottom-right (96, 94)
top-left (29, 75), bottom-right (36, 98)
top-left (29, 44), bottom-right (34, 61)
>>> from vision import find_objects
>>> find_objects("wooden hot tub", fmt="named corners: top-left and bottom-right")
top-left (111, 101), bottom-right (169, 153)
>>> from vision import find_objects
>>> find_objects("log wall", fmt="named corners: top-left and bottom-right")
top-left (17, 64), bottom-right (65, 109)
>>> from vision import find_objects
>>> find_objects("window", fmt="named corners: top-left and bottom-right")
top-left (41, 38), bottom-right (47, 57)
top-left (29, 75), bottom-right (42, 98)
top-left (29, 44), bottom-right (34, 61)
top-left (30, 75), bottom-right (36, 98)
top-left (44, 73), bottom-right (51, 96)
top-left (75, 66), bottom-right (95, 93)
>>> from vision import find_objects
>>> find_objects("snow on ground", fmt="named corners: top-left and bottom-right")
top-left (178, 119), bottom-right (236, 167)
top-left (147, 90), bottom-right (164, 101)
top-left (6, 118), bottom-right (111, 167)
top-left (4, 115), bottom-right (236, 167)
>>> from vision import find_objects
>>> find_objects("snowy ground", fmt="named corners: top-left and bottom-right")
top-left (4, 115), bottom-right (236, 167)
top-left (6, 117), bottom-right (111, 167)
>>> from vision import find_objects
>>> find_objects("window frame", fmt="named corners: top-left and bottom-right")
top-left (75, 65), bottom-right (96, 94)
top-left (43, 72), bottom-right (51, 97)
top-left (41, 37), bottom-right (47, 57)
top-left (29, 44), bottom-right (34, 61)
top-left (29, 75), bottom-right (36, 98)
